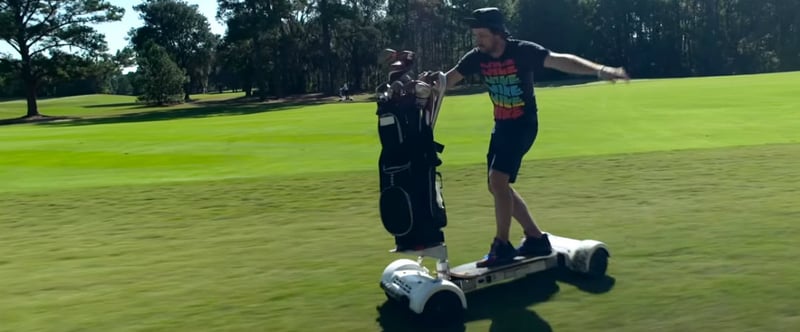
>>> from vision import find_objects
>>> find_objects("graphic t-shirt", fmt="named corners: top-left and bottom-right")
top-left (455, 39), bottom-right (550, 124)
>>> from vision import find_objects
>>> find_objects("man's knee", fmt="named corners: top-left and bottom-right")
top-left (488, 169), bottom-right (511, 195)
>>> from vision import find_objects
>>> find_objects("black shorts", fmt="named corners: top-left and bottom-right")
top-left (486, 120), bottom-right (539, 183)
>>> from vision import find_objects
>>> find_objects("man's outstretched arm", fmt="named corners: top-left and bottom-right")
top-left (543, 52), bottom-right (630, 82)
top-left (444, 68), bottom-right (465, 90)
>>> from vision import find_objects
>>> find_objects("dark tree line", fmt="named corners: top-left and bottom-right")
top-left (2, 0), bottom-right (799, 116)
top-left (202, 0), bottom-right (800, 96)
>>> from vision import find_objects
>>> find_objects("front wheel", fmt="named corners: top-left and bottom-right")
top-left (419, 290), bottom-right (465, 326)
top-left (587, 248), bottom-right (609, 277)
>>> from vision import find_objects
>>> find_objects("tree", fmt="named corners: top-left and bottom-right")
top-left (217, 0), bottom-right (294, 100)
top-left (0, 0), bottom-right (124, 118)
top-left (109, 73), bottom-right (133, 95)
top-left (213, 37), bottom-right (254, 95)
top-left (0, 53), bottom-right (14, 99)
top-left (136, 41), bottom-right (186, 106)
top-left (130, 0), bottom-right (218, 102)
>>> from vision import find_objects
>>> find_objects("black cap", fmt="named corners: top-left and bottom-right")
top-left (463, 7), bottom-right (510, 36)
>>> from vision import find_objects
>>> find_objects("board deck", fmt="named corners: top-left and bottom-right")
top-left (449, 252), bottom-right (558, 279)
top-left (388, 243), bottom-right (448, 260)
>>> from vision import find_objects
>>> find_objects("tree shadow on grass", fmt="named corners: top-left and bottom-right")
top-left (0, 115), bottom-right (78, 126)
top-left (376, 269), bottom-right (615, 332)
top-left (81, 102), bottom-right (151, 109)
top-left (36, 97), bottom-right (333, 127)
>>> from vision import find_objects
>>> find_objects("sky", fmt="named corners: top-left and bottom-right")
top-left (0, 0), bottom-right (226, 58)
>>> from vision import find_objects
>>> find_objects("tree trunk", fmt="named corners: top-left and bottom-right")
top-left (274, 47), bottom-right (284, 99)
top-left (183, 64), bottom-right (192, 101)
top-left (20, 46), bottom-right (40, 117)
top-left (320, 0), bottom-right (335, 96)
top-left (252, 37), bottom-right (268, 102)
top-left (25, 79), bottom-right (39, 117)
top-left (183, 73), bottom-right (191, 101)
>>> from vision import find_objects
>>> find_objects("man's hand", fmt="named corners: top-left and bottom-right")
top-left (597, 66), bottom-right (630, 83)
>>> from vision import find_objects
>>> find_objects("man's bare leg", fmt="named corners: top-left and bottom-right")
top-left (511, 188), bottom-right (544, 238)
top-left (488, 170), bottom-right (514, 242)
top-left (511, 186), bottom-right (552, 256)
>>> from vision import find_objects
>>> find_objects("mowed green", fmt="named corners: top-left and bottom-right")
top-left (0, 71), bottom-right (799, 332)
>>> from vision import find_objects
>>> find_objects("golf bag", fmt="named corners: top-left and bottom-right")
top-left (375, 49), bottom-right (448, 251)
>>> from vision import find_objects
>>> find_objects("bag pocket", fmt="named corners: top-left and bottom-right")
top-left (380, 185), bottom-right (414, 236)
top-left (378, 113), bottom-right (404, 148)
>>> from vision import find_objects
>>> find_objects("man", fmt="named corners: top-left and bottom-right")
top-left (440, 7), bottom-right (629, 267)
top-left (339, 82), bottom-right (353, 101)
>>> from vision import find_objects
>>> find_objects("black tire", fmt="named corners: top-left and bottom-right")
top-left (557, 253), bottom-right (567, 268)
top-left (384, 291), bottom-right (411, 308)
top-left (419, 290), bottom-right (465, 326)
top-left (587, 248), bottom-right (609, 278)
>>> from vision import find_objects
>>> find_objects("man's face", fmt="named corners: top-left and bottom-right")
top-left (472, 28), bottom-right (501, 53)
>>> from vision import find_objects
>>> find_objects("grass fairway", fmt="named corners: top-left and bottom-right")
top-left (1, 71), bottom-right (799, 331)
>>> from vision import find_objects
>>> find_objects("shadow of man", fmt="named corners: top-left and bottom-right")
top-left (375, 269), bottom-right (615, 332)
